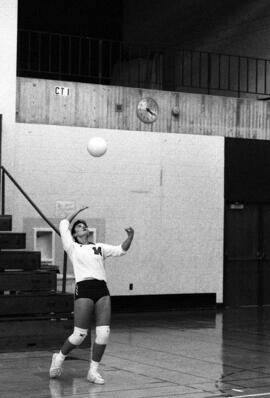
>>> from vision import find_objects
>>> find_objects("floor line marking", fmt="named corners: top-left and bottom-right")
top-left (233, 393), bottom-right (270, 398)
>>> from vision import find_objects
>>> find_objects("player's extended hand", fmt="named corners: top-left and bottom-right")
top-left (125, 227), bottom-right (134, 237)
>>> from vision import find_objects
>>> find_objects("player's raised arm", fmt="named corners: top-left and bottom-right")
top-left (121, 227), bottom-right (134, 251)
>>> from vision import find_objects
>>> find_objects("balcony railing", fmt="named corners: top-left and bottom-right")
top-left (17, 29), bottom-right (270, 97)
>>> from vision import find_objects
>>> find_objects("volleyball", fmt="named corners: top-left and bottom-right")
top-left (87, 137), bottom-right (107, 157)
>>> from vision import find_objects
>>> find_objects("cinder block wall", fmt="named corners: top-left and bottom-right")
top-left (10, 123), bottom-right (224, 301)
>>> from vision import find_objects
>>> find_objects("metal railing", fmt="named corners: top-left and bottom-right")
top-left (17, 29), bottom-right (270, 97)
top-left (0, 117), bottom-right (68, 293)
top-left (0, 165), bottom-right (69, 293)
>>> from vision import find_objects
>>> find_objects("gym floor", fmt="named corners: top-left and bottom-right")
top-left (2, 307), bottom-right (270, 398)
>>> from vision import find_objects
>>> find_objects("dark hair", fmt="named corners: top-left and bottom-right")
top-left (71, 219), bottom-right (88, 238)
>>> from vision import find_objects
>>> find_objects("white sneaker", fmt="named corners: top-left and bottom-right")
top-left (49, 353), bottom-right (63, 378)
top-left (87, 368), bottom-right (105, 384)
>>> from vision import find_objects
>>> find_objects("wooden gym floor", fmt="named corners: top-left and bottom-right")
top-left (2, 307), bottom-right (270, 398)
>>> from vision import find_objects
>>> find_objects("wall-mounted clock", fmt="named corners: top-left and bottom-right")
top-left (136, 97), bottom-right (159, 123)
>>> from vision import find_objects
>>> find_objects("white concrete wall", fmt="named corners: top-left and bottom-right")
top-left (12, 123), bottom-right (224, 302)
top-left (0, 0), bottom-right (18, 210)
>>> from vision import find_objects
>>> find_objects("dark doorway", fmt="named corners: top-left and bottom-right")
top-left (225, 138), bottom-right (270, 307)
top-left (224, 203), bottom-right (270, 306)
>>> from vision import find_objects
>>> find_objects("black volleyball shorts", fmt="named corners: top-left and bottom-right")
top-left (74, 279), bottom-right (110, 303)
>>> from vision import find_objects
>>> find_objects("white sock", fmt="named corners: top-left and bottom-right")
top-left (90, 360), bottom-right (99, 372)
top-left (57, 351), bottom-right (66, 363)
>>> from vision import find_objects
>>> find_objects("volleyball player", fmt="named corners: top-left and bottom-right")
top-left (49, 206), bottom-right (134, 384)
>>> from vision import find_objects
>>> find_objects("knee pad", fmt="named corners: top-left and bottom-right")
top-left (95, 325), bottom-right (110, 345)
top-left (68, 327), bottom-right (88, 346)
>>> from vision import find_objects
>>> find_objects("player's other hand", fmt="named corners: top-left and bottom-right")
top-left (125, 227), bottom-right (134, 237)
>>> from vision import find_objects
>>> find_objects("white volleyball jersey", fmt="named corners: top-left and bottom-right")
top-left (59, 219), bottom-right (126, 283)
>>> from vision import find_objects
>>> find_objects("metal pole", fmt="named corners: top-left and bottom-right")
top-left (207, 52), bottom-right (211, 95)
top-left (237, 56), bottom-right (241, 98)
top-left (98, 40), bottom-right (102, 84)
top-left (1, 166), bottom-right (59, 235)
top-left (1, 170), bottom-right (5, 215)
